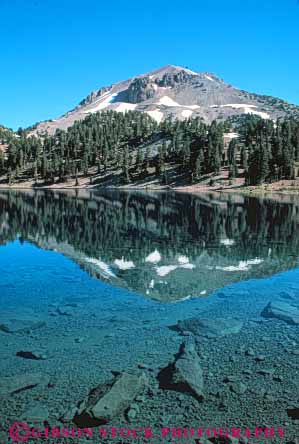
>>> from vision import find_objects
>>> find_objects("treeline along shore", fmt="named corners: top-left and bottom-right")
top-left (1, 113), bottom-right (299, 191)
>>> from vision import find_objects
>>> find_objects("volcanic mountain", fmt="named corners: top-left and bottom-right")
top-left (33, 65), bottom-right (299, 135)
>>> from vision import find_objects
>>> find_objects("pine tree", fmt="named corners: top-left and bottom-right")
top-left (182, 138), bottom-right (191, 170)
top-left (247, 148), bottom-right (259, 185)
top-left (136, 147), bottom-right (144, 174)
top-left (122, 145), bottom-right (130, 183)
top-left (194, 149), bottom-right (204, 181)
top-left (42, 153), bottom-right (48, 179)
top-left (228, 139), bottom-right (237, 166)
top-left (257, 139), bottom-right (269, 184)
top-left (240, 146), bottom-right (248, 171)
top-left (295, 128), bottom-right (299, 162)
top-left (0, 151), bottom-right (4, 173)
top-left (34, 161), bottom-right (38, 184)
top-left (2, 109), bottom-right (299, 189)
top-left (75, 168), bottom-right (79, 186)
top-left (157, 144), bottom-right (165, 175)
top-left (7, 167), bottom-right (12, 185)
top-left (143, 145), bottom-right (151, 174)
top-left (97, 158), bottom-right (101, 174)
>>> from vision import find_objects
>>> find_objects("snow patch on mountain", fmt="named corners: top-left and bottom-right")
top-left (215, 258), bottom-right (264, 272)
top-left (145, 250), bottom-right (161, 263)
top-left (173, 65), bottom-right (198, 75)
top-left (220, 104), bottom-right (270, 119)
top-left (180, 263), bottom-right (195, 270)
top-left (181, 110), bottom-right (193, 118)
top-left (220, 238), bottom-right (235, 246)
top-left (84, 93), bottom-right (118, 113)
top-left (32, 64), bottom-right (298, 136)
top-left (178, 255), bottom-right (189, 264)
top-left (156, 265), bottom-right (178, 277)
top-left (157, 96), bottom-right (181, 107)
top-left (146, 109), bottom-right (163, 123)
top-left (115, 103), bottom-right (137, 112)
top-left (225, 132), bottom-right (239, 139)
top-left (86, 257), bottom-right (116, 278)
top-left (114, 258), bottom-right (135, 270)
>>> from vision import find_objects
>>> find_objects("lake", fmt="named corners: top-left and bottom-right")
top-left (0, 189), bottom-right (298, 443)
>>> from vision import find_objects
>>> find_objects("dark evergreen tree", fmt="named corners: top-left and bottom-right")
top-left (194, 149), bottom-right (204, 181)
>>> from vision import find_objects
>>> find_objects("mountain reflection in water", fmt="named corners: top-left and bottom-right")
top-left (0, 189), bottom-right (298, 301)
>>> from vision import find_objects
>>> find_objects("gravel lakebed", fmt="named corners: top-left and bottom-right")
top-left (0, 267), bottom-right (298, 444)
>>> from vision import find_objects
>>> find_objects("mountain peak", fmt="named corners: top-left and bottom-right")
top-left (32, 65), bottom-right (299, 136)
top-left (142, 64), bottom-right (199, 79)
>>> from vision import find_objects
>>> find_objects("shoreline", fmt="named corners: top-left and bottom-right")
top-left (1, 181), bottom-right (299, 197)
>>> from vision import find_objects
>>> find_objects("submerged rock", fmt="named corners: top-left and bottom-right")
top-left (261, 301), bottom-right (299, 325)
top-left (127, 407), bottom-right (137, 420)
top-left (254, 355), bottom-right (266, 362)
top-left (56, 306), bottom-right (74, 316)
top-left (172, 317), bottom-right (243, 339)
top-left (257, 368), bottom-right (275, 376)
top-left (158, 341), bottom-right (204, 400)
top-left (16, 351), bottom-right (47, 360)
top-left (287, 407), bottom-right (299, 420)
top-left (0, 310), bottom-right (46, 334)
top-left (60, 405), bottom-right (78, 423)
top-left (230, 381), bottom-right (247, 395)
top-left (75, 337), bottom-right (84, 343)
top-left (22, 403), bottom-right (49, 423)
top-left (203, 435), bottom-right (246, 444)
top-left (245, 348), bottom-right (255, 356)
top-left (0, 372), bottom-right (49, 397)
top-left (0, 431), bottom-right (8, 444)
top-left (279, 291), bottom-right (297, 301)
top-left (223, 375), bottom-right (238, 383)
top-left (73, 372), bottom-right (148, 426)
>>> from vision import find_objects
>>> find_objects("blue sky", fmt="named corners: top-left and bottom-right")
top-left (0, 0), bottom-right (299, 130)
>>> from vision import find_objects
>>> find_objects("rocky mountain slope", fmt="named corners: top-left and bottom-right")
top-left (0, 125), bottom-right (15, 153)
top-left (33, 65), bottom-right (299, 136)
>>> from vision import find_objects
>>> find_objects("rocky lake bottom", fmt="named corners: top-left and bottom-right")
top-left (0, 241), bottom-right (298, 444)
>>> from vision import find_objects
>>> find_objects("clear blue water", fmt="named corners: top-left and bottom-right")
top-left (0, 189), bottom-right (298, 442)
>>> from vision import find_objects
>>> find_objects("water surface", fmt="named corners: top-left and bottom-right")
top-left (0, 189), bottom-right (299, 301)
top-left (0, 190), bottom-right (298, 443)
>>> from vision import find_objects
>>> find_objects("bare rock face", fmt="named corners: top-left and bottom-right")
top-left (30, 64), bottom-right (299, 136)
top-left (73, 372), bottom-right (148, 426)
top-left (158, 341), bottom-right (204, 400)
top-left (79, 87), bottom-right (111, 107)
top-left (156, 70), bottom-right (195, 87)
top-left (172, 317), bottom-right (243, 339)
top-left (125, 78), bottom-right (156, 103)
top-left (261, 301), bottom-right (299, 324)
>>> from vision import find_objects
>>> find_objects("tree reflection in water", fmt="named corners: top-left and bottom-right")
top-left (0, 190), bottom-right (298, 301)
